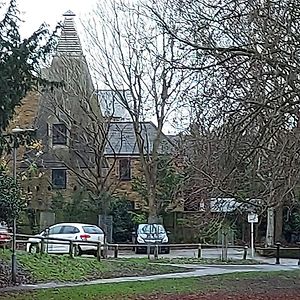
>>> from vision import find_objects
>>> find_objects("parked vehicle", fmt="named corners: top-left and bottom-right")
top-left (26, 223), bottom-right (105, 256)
top-left (0, 223), bottom-right (11, 248)
top-left (132, 223), bottom-right (170, 254)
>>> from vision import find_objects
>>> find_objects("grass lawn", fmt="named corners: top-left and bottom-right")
top-left (2, 270), bottom-right (300, 300)
top-left (0, 250), bottom-right (261, 285)
top-left (0, 251), bottom-right (185, 283)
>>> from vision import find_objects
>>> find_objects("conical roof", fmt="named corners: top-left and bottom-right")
top-left (56, 11), bottom-right (83, 56)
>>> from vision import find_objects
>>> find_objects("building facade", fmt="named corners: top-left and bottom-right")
top-left (9, 11), bottom-right (177, 232)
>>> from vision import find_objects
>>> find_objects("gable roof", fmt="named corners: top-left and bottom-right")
top-left (104, 121), bottom-right (174, 156)
top-left (98, 90), bottom-right (131, 121)
top-left (210, 198), bottom-right (260, 213)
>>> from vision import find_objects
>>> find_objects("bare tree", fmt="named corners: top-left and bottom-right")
top-left (150, 0), bottom-right (300, 244)
top-left (82, 0), bottom-right (192, 222)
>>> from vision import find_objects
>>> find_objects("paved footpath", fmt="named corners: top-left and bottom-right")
top-left (2, 262), bottom-right (300, 293)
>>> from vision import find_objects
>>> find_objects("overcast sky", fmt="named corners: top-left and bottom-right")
top-left (1, 0), bottom-right (184, 134)
top-left (16, 0), bottom-right (97, 37)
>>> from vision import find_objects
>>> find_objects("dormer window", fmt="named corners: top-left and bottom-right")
top-left (52, 123), bottom-right (67, 145)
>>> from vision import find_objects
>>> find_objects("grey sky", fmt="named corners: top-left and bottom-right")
top-left (16, 0), bottom-right (96, 37)
top-left (1, 0), bottom-right (184, 134)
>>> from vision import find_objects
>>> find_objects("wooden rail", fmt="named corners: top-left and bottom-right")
top-left (6, 232), bottom-right (251, 261)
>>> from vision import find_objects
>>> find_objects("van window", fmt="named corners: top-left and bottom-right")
top-left (138, 224), bottom-right (166, 234)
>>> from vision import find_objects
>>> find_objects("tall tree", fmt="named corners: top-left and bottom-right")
top-left (0, 0), bottom-right (57, 144)
top-left (152, 0), bottom-right (300, 244)
top-left (0, 0), bottom-right (57, 222)
top-left (83, 0), bottom-right (191, 222)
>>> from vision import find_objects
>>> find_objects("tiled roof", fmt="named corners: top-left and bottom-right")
top-left (56, 10), bottom-right (83, 56)
top-left (104, 122), bottom-right (174, 156)
top-left (98, 90), bottom-right (131, 120)
top-left (210, 198), bottom-right (259, 213)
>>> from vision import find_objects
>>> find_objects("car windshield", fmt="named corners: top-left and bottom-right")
top-left (0, 226), bottom-right (8, 232)
top-left (138, 224), bottom-right (166, 234)
top-left (83, 226), bottom-right (103, 234)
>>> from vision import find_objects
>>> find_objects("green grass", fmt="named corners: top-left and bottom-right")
top-left (2, 270), bottom-right (300, 300)
top-left (0, 250), bottom-right (186, 283)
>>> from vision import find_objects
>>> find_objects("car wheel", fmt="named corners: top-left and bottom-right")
top-left (135, 246), bottom-right (140, 254)
top-left (29, 243), bottom-right (40, 254)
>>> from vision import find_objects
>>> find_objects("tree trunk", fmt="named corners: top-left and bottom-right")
top-left (275, 204), bottom-right (283, 242)
top-left (265, 207), bottom-right (275, 247)
top-left (148, 190), bottom-right (159, 223)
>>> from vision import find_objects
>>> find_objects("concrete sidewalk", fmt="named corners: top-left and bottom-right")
top-left (1, 263), bottom-right (299, 293)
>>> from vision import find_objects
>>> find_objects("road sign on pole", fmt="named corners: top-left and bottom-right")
top-left (248, 213), bottom-right (258, 223)
top-left (248, 213), bottom-right (258, 258)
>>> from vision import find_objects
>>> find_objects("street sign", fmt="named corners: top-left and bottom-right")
top-left (248, 213), bottom-right (258, 223)
top-left (248, 213), bottom-right (258, 259)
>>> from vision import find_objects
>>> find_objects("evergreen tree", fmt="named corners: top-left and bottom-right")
top-left (0, 0), bottom-right (57, 135)
top-left (0, 0), bottom-right (58, 222)
top-left (0, 174), bottom-right (23, 223)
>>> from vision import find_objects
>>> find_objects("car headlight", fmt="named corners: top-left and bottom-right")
top-left (137, 236), bottom-right (145, 243)
top-left (162, 236), bottom-right (168, 243)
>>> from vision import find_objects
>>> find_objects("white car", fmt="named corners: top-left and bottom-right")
top-left (26, 223), bottom-right (105, 256)
top-left (132, 223), bottom-right (170, 254)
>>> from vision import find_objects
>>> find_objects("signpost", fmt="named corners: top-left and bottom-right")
top-left (248, 213), bottom-right (258, 258)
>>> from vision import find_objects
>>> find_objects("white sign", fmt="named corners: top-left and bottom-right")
top-left (248, 213), bottom-right (258, 223)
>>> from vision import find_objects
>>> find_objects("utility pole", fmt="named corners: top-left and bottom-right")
top-left (11, 144), bottom-right (17, 284)
top-left (11, 127), bottom-right (35, 284)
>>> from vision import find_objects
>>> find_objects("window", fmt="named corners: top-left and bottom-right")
top-left (138, 224), bottom-right (166, 234)
top-left (119, 158), bottom-right (131, 180)
top-left (52, 169), bottom-right (67, 189)
top-left (52, 123), bottom-right (67, 145)
top-left (61, 226), bottom-right (80, 234)
top-left (48, 225), bottom-right (63, 235)
top-left (83, 226), bottom-right (103, 234)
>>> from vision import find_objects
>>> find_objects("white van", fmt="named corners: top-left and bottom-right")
top-left (132, 223), bottom-right (170, 254)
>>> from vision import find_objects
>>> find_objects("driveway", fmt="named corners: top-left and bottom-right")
top-left (118, 247), bottom-right (244, 259)
top-left (115, 247), bottom-right (300, 265)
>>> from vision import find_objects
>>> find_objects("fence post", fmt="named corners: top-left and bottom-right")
top-left (275, 242), bottom-right (281, 265)
top-left (114, 244), bottom-right (119, 259)
top-left (197, 244), bottom-right (202, 259)
top-left (154, 244), bottom-right (159, 260)
top-left (97, 242), bottom-right (101, 262)
top-left (243, 245), bottom-right (248, 260)
top-left (147, 244), bottom-right (151, 260)
top-left (103, 243), bottom-right (108, 259)
top-left (69, 240), bottom-right (74, 259)
top-left (40, 237), bottom-right (45, 255)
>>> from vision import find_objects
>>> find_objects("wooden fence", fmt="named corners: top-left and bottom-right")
top-left (3, 233), bottom-right (250, 261)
